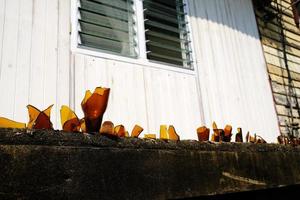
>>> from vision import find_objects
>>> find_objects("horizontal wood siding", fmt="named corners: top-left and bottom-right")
top-left (254, 0), bottom-right (300, 136)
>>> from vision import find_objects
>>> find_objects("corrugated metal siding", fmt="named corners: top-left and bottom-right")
top-left (188, 0), bottom-right (280, 142)
top-left (0, 0), bottom-right (70, 128)
top-left (0, 0), bottom-right (280, 141)
top-left (73, 54), bottom-right (202, 139)
top-left (254, 0), bottom-right (300, 137)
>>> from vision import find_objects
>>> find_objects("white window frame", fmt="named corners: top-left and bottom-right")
top-left (71, 0), bottom-right (197, 75)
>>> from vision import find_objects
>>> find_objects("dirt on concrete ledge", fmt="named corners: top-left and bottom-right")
top-left (0, 128), bottom-right (300, 199)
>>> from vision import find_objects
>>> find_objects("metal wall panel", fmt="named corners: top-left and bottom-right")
top-left (188, 0), bottom-right (280, 142)
top-left (0, 0), bottom-right (280, 141)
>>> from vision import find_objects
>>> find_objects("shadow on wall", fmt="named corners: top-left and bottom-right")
top-left (188, 0), bottom-right (260, 39)
top-left (253, 0), bottom-right (300, 138)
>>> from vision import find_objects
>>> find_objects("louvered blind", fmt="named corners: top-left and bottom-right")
top-left (143, 0), bottom-right (193, 69)
top-left (78, 0), bottom-right (137, 57)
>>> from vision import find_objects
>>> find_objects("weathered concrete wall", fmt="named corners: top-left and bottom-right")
top-left (0, 128), bottom-right (300, 199)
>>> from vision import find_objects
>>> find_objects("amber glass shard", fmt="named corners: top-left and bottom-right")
top-left (160, 125), bottom-right (168, 140)
top-left (27, 105), bottom-right (41, 129)
top-left (60, 105), bottom-right (81, 132)
top-left (246, 132), bottom-right (256, 143)
top-left (197, 126), bottom-right (210, 142)
top-left (33, 112), bottom-right (53, 129)
top-left (168, 125), bottom-right (180, 141)
top-left (211, 130), bottom-right (221, 142)
top-left (125, 131), bottom-right (129, 137)
top-left (224, 125), bottom-right (232, 136)
top-left (277, 135), bottom-right (288, 145)
top-left (212, 121), bottom-right (218, 130)
top-left (256, 135), bottom-right (267, 144)
top-left (114, 125), bottom-right (126, 137)
top-left (235, 127), bottom-right (243, 142)
top-left (222, 125), bottom-right (232, 142)
top-left (131, 124), bottom-right (144, 138)
top-left (27, 105), bottom-right (53, 130)
top-left (211, 121), bottom-right (220, 142)
top-left (82, 90), bottom-right (92, 105)
top-left (99, 121), bottom-right (114, 136)
top-left (144, 134), bottom-right (156, 139)
top-left (80, 119), bottom-right (86, 133)
top-left (0, 117), bottom-right (26, 129)
top-left (81, 87), bottom-right (110, 133)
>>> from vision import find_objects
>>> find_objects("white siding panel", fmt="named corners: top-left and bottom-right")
top-left (0, 0), bottom-right (20, 119)
top-left (189, 0), bottom-right (280, 142)
top-left (74, 54), bottom-right (85, 117)
top-left (43, 0), bottom-right (58, 127)
top-left (0, 0), bottom-right (280, 142)
top-left (0, 0), bottom-right (6, 78)
top-left (13, 0), bottom-right (33, 122)
top-left (105, 60), bottom-right (148, 133)
top-left (29, 0), bottom-right (47, 108)
top-left (144, 67), bottom-right (201, 139)
top-left (73, 54), bottom-right (201, 138)
top-left (0, 0), bottom-right (71, 129)
top-left (74, 55), bottom-right (149, 135)
top-left (56, 0), bottom-right (71, 127)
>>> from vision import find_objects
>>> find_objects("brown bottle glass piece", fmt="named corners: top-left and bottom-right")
top-left (277, 135), bottom-right (288, 145)
top-left (246, 132), bottom-right (256, 143)
top-left (144, 134), bottom-right (156, 139)
top-left (81, 87), bottom-right (110, 133)
top-left (60, 105), bottom-right (81, 132)
top-left (131, 124), bottom-right (144, 138)
top-left (211, 121), bottom-right (220, 142)
top-left (27, 105), bottom-right (53, 130)
top-left (197, 126), bottom-right (210, 142)
top-left (160, 125), bottom-right (168, 140)
top-left (222, 125), bottom-right (232, 142)
top-left (0, 117), bottom-right (26, 129)
top-left (211, 129), bottom-right (221, 142)
top-left (256, 135), bottom-right (267, 144)
top-left (114, 125), bottom-right (126, 137)
top-left (99, 121), bottom-right (114, 136)
top-left (235, 128), bottom-right (243, 142)
top-left (168, 125), bottom-right (180, 141)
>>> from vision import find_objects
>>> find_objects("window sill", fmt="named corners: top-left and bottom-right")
top-left (72, 46), bottom-right (196, 75)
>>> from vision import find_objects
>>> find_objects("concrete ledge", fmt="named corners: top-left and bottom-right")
top-left (0, 128), bottom-right (300, 199)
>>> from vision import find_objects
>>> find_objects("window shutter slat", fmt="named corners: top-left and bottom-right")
top-left (78, 0), bottom-right (137, 57)
top-left (143, 0), bottom-right (193, 69)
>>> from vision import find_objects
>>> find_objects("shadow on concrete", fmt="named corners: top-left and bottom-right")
top-left (181, 184), bottom-right (300, 200)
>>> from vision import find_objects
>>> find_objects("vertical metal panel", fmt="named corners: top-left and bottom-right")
top-left (0, 0), bottom-right (20, 119)
top-left (0, 0), bottom-right (71, 129)
top-left (188, 0), bottom-right (280, 142)
top-left (13, 0), bottom-right (33, 122)
top-left (73, 54), bottom-right (201, 139)
top-left (0, 0), bottom-right (280, 142)
top-left (143, 67), bottom-right (201, 139)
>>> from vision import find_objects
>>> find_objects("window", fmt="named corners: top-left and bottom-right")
top-left (143, 0), bottom-right (193, 69)
top-left (77, 0), bottom-right (137, 57)
top-left (74, 0), bottom-right (194, 70)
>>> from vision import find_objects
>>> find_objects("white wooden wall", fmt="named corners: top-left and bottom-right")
top-left (188, 0), bottom-right (280, 142)
top-left (0, 0), bottom-right (280, 141)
